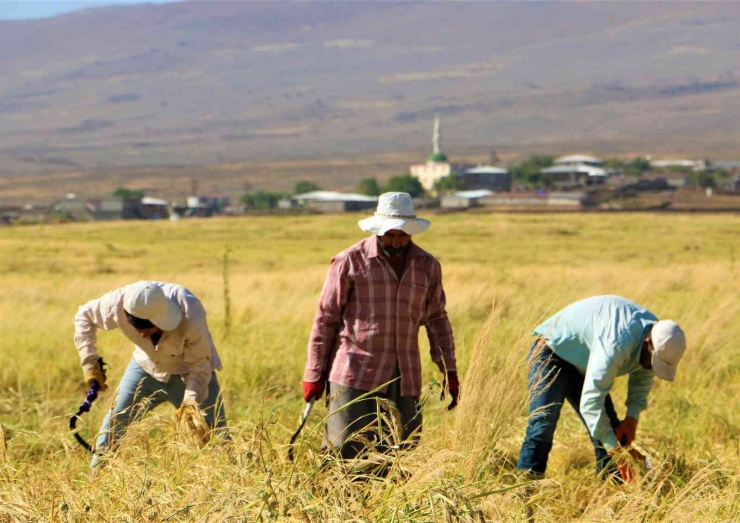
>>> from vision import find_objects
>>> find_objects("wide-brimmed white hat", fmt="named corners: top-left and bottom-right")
top-left (650, 320), bottom-right (686, 382)
top-left (358, 192), bottom-right (431, 236)
top-left (123, 281), bottom-right (183, 331)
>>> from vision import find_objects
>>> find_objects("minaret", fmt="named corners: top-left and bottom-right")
top-left (432, 114), bottom-right (441, 155)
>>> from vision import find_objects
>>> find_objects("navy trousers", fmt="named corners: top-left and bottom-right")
top-left (517, 340), bottom-right (620, 477)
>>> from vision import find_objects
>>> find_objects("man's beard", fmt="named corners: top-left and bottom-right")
top-left (381, 244), bottom-right (408, 258)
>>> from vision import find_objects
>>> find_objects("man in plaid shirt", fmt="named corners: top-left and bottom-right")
top-left (303, 192), bottom-right (458, 460)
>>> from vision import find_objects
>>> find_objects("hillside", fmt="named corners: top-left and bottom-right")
top-left (0, 1), bottom-right (739, 202)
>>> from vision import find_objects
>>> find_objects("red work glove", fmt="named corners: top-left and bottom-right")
top-left (302, 380), bottom-right (325, 402)
top-left (440, 371), bottom-right (460, 411)
top-left (615, 416), bottom-right (638, 447)
top-left (609, 447), bottom-right (646, 484)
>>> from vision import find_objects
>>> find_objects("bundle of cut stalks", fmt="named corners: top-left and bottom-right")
top-left (174, 401), bottom-right (210, 446)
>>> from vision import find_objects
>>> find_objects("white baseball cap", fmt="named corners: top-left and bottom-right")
top-left (358, 192), bottom-right (431, 236)
top-left (122, 282), bottom-right (182, 331)
top-left (650, 320), bottom-right (686, 382)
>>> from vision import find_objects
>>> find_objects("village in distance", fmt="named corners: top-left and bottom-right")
top-left (3, 118), bottom-right (740, 225)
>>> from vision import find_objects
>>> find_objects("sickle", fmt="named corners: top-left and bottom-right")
top-left (288, 399), bottom-right (315, 462)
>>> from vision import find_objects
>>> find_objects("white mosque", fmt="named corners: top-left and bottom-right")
top-left (409, 116), bottom-right (511, 193)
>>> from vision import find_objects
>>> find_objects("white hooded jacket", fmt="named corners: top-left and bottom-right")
top-left (74, 281), bottom-right (222, 404)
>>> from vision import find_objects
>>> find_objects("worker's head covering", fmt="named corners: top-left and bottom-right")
top-left (123, 282), bottom-right (182, 331)
top-left (650, 320), bottom-right (686, 381)
top-left (358, 192), bottom-right (431, 236)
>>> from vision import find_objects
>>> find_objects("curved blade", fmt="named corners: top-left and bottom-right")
top-left (288, 399), bottom-right (315, 462)
top-left (69, 413), bottom-right (94, 453)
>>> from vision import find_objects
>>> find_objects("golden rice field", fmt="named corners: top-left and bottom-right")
top-left (0, 212), bottom-right (739, 522)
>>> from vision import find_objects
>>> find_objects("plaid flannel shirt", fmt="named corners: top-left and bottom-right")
top-left (304, 236), bottom-right (456, 397)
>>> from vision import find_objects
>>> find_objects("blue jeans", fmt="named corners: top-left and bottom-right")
top-left (92, 358), bottom-right (227, 467)
top-left (517, 340), bottom-right (619, 477)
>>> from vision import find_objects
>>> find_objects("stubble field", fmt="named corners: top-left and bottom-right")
top-left (0, 212), bottom-right (738, 522)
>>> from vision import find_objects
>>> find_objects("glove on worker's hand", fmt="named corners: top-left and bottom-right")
top-left (615, 416), bottom-right (638, 447)
top-left (303, 380), bottom-right (325, 402)
top-left (83, 365), bottom-right (107, 391)
top-left (440, 372), bottom-right (460, 411)
top-left (175, 399), bottom-right (209, 445)
top-left (609, 446), bottom-right (646, 484)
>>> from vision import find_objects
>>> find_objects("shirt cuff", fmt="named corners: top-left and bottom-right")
top-left (626, 404), bottom-right (643, 421)
top-left (435, 360), bottom-right (457, 375)
top-left (303, 369), bottom-right (323, 383)
top-left (79, 352), bottom-right (100, 370)
top-left (81, 361), bottom-right (100, 373)
top-left (183, 389), bottom-right (201, 404)
top-left (601, 432), bottom-right (620, 452)
top-left (183, 375), bottom-right (209, 404)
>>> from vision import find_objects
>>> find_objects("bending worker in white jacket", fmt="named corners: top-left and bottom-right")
top-left (74, 281), bottom-right (227, 465)
top-left (517, 295), bottom-right (687, 482)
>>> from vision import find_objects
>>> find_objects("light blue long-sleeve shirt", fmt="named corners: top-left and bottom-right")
top-left (533, 295), bottom-right (657, 451)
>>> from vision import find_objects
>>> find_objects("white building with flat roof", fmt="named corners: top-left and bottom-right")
top-left (460, 166), bottom-right (512, 192)
top-left (650, 159), bottom-right (707, 171)
top-left (554, 155), bottom-right (604, 168)
top-left (289, 191), bottom-right (378, 213)
top-left (541, 154), bottom-right (606, 188)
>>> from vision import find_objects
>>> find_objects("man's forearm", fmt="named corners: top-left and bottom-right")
top-left (304, 322), bottom-right (336, 382)
top-left (427, 318), bottom-right (456, 373)
top-left (626, 369), bottom-right (654, 420)
top-left (74, 311), bottom-right (101, 368)
top-left (74, 292), bottom-right (121, 367)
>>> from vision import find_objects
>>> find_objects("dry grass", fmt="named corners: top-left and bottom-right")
top-left (0, 212), bottom-right (738, 521)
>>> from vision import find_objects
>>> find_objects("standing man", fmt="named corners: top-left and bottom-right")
top-left (74, 281), bottom-right (227, 465)
top-left (303, 192), bottom-right (459, 459)
top-left (517, 295), bottom-right (687, 482)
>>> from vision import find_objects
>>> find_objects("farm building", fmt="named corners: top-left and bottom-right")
top-left (643, 172), bottom-right (688, 188)
top-left (87, 199), bottom-right (135, 221)
top-left (441, 190), bottom-right (495, 209)
top-left (712, 160), bottom-right (740, 174)
top-left (187, 195), bottom-right (230, 216)
top-left (459, 166), bottom-right (512, 192)
top-left (476, 191), bottom-right (592, 208)
top-left (54, 199), bottom-right (91, 221)
top-left (540, 155), bottom-right (607, 188)
top-left (289, 191), bottom-right (378, 213)
top-left (0, 206), bottom-right (21, 225)
top-left (61, 197), bottom-right (170, 221)
top-left (650, 159), bottom-right (707, 171)
top-left (138, 197), bottom-right (170, 219)
top-left (479, 191), bottom-right (549, 207)
top-left (718, 177), bottom-right (740, 192)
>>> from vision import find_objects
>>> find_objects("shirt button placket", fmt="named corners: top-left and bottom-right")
top-left (394, 270), bottom-right (400, 393)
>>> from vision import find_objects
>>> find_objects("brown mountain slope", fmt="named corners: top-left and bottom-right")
top-left (0, 1), bottom-right (738, 199)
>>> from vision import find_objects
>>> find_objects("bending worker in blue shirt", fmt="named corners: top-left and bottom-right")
top-left (517, 295), bottom-right (687, 482)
